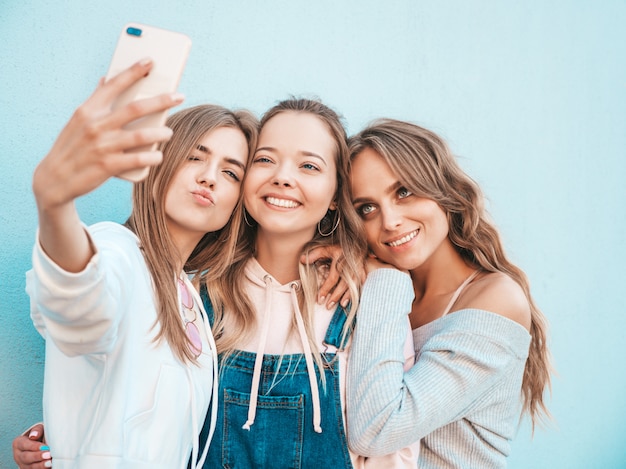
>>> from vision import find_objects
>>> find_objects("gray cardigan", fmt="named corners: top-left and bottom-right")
top-left (347, 269), bottom-right (531, 468)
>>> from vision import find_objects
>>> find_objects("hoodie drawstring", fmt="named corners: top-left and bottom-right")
top-left (187, 367), bottom-right (199, 468)
top-left (289, 282), bottom-right (323, 433)
top-left (242, 275), bottom-right (274, 430)
top-left (181, 274), bottom-right (218, 469)
top-left (195, 290), bottom-right (219, 468)
top-left (242, 276), bottom-right (322, 433)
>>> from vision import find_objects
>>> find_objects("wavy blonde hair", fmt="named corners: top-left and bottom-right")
top-left (126, 104), bottom-right (258, 363)
top-left (207, 98), bottom-right (367, 374)
top-left (348, 118), bottom-right (552, 428)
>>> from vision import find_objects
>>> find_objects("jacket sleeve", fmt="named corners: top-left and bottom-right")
top-left (346, 268), bottom-right (529, 457)
top-left (26, 224), bottom-right (132, 357)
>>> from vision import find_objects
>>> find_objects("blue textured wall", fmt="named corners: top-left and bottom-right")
top-left (1, 1), bottom-right (625, 467)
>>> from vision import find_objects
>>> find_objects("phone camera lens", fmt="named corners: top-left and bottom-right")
top-left (126, 27), bottom-right (142, 37)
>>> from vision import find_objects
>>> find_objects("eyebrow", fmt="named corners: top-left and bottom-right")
top-left (352, 181), bottom-right (402, 205)
top-left (254, 146), bottom-right (328, 167)
top-left (196, 144), bottom-right (246, 171)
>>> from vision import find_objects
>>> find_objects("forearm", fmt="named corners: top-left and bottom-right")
top-left (36, 201), bottom-right (94, 273)
top-left (347, 268), bottom-right (416, 455)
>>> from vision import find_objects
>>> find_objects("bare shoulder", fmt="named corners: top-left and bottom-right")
top-left (457, 271), bottom-right (531, 331)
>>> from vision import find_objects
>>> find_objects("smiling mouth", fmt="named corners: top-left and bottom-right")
top-left (386, 229), bottom-right (419, 247)
top-left (265, 196), bottom-right (300, 208)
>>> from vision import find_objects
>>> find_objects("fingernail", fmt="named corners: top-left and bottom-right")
top-left (139, 57), bottom-right (152, 66)
top-left (341, 299), bottom-right (349, 307)
top-left (42, 451), bottom-right (51, 459)
top-left (29, 430), bottom-right (39, 438)
top-left (40, 445), bottom-right (50, 451)
top-left (328, 301), bottom-right (335, 309)
top-left (44, 461), bottom-right (52, 468)
top-left (318, 296), bottom-right (325, 305)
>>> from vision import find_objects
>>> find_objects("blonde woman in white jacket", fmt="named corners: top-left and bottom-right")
top-left (14, 60), bottom-right (257, 469)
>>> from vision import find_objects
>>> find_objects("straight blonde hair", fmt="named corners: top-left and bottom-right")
top-left (349, 119), bottom-right (552, 429)
top-left (126, 104), bottom-right (258, 363)
top-left (207, 98), bottom-right (367, 374)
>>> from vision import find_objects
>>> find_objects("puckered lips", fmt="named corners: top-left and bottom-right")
top-left (191, 188), bottom-right (215, 206)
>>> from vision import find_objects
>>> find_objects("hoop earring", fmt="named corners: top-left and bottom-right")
top-left (317, 210), bottom-right (340, 237)
top-left (243, 208), bottom-right (255, 227)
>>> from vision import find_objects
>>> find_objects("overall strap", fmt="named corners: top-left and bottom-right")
top-left (200, 283), bottom-right (215, 327)
top-left (323, 305), bottom-right (354, 351)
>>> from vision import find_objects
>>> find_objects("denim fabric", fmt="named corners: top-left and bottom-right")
top-left (198, 287), bottom-right (354, 468)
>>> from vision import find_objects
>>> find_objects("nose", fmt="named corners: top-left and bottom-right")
top-left (197, 164), bottom-right (217, 188)
top-left (380, 205), bottom-right (402, 231)
top-left (271, 163), bottom-right (294, 187)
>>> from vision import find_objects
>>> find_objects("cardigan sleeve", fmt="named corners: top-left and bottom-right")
top-left (346, 269), bottom-right (530, 457)
top-left (26, 222), bottom-right (135, 357)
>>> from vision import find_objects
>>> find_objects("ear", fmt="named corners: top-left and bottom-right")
top-left (329, 200), bottom-right (338, 211)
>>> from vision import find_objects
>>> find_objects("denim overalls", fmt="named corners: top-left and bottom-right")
top-left (198, 287), bottom-right (354, 469)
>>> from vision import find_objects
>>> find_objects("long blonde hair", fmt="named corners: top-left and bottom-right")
top-left (207, 98), bottom-right (367, 372)
top-left (348, 118), bottom-right (552, 428)
top-left (126, 104), bottom-right (258, 363)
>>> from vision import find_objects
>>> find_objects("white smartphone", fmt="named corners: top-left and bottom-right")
top-left (105, 23), bottom-right (191, 181)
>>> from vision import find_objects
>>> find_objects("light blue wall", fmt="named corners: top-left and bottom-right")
top-left (1, 1), bottom-right (624, 467)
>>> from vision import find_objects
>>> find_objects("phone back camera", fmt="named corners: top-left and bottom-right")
top-left (126, 27), bottom-right (142, 37)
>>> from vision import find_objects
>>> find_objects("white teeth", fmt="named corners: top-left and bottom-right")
top-left (266, 196), bottom-right (299, 208)
top-left (388, 230), bottom-right (418, 247)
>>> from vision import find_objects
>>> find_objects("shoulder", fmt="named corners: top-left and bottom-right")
top-left (456, 271), bottom-right (531, 331)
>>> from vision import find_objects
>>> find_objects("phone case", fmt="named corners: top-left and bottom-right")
top-left (105, 23), bottom-right (191, 181)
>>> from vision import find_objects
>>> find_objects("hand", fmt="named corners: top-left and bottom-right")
top-left (33, 58), bottom-right (182, 213)
top-left (13, 423), bottom-right (52, 468)
top-left (33, 59), bottom-right (183, 272)
top-left (302, 245), bottom-right (364, 309)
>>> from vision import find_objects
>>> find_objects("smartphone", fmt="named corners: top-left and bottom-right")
top-left (105, 23), bottom-right (191, 181)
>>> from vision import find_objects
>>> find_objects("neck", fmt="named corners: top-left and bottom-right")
top-left (254, 229), bottom-right (310, 284)
top-left (170, 229), bottom-right (205, 273)
top-left (409, 239), bottom-right (475, 299)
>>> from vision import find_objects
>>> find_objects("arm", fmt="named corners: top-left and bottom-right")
top-left (347, 269), bottom-right (528, 456)
top-left (33, 59), bottom-right (180, 272)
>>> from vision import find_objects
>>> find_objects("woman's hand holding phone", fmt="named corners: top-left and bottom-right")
top-left (32, 60), bottom-right (183, 273)
top-left (33, 60), bottom-right (182, 214)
